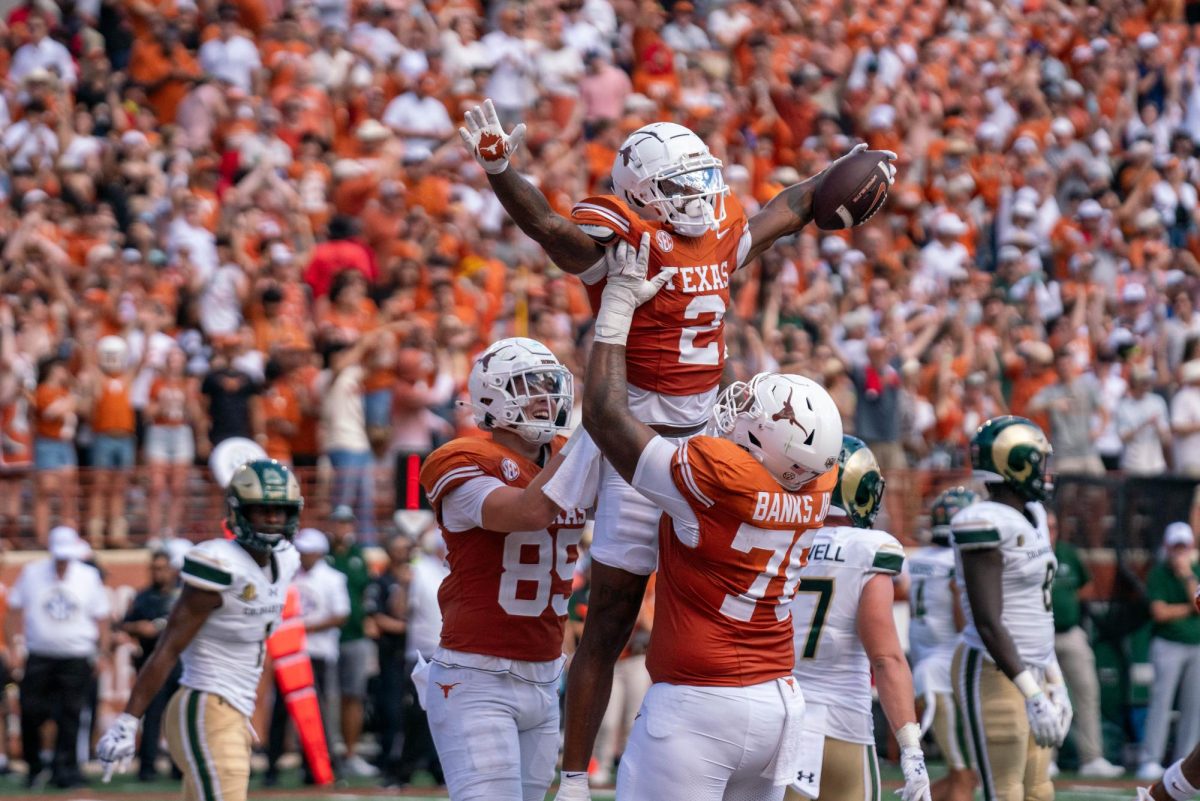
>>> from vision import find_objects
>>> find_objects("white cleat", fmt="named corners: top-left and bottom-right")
top-left (1079, 757), bottom-right (1125, 779)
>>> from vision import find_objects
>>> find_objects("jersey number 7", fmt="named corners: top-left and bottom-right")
top-left (719, 523), bottom-right (809, 623)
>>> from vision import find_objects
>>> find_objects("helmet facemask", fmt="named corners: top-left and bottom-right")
top-left (647, 157), bottom-right (728, 237)
top-left (483, 364), bottom-right (573, 445)
top-left (234, 502), bottom-right (301, 550)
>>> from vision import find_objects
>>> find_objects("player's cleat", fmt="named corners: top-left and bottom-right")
top-left (342, 753), bottom-right (380, 778)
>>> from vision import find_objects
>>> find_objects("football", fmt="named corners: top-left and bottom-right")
top-left (812, 151), bottom-right (894, 230)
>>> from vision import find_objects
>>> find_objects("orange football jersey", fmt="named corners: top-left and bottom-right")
top-left (570, 194), bottom-right (750, 397)
top-left (420, 436), bottom-right (585, 663)
top-left (648, 436), bottom-right (836, 687)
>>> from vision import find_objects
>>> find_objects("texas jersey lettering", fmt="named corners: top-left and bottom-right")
top-left (571, 194), bottom-right (751, 397)
top-left (650, 436), bottom-right (834, 686)
top-left (421, 436), bottom-right (584, 662)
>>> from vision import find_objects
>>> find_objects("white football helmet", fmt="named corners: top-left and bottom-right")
top-left (97, 336), bottom-right (129, 373)
top-left (611, 122), bottom-right (728, 238)
top-left (466, 337), bottom-right (573, 445)
top-left (711, 373), bottom-right (843, 491)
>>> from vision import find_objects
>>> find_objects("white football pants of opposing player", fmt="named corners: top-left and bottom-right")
top-left (616, 678), bottom-right (804, 801)
top-left (422, 654), bottom-right (561, 801)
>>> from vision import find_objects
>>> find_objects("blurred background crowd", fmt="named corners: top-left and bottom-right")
top-left (0, 0), bottom-right (1198, 790)
top-left (1, 0), bottom-right (1200, 548)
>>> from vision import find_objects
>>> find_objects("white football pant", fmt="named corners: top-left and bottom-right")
top-left (425, 661), bottom-right (559, 801)
top-left (617, 680), bottom-right (796, 801)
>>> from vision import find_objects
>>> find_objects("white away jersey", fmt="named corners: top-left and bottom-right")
top-left (790, 524), bottom-right (904, 744)
top-left (905, 546), bottom-right (959, 665)
top-left (179, 538), bottom-right (301, 716)
top-left (951, 501), bottom-right (1057, 667)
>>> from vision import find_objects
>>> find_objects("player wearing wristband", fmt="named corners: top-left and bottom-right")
top-left (95, 460), bottom-right (303, 801)
top-left (951, 416), bottom-right (1072, 801)
top-left (786, 436), bottom-right (930, 801)
top-left (578, 233), bottom-right (840, 801)
top-left (459, 101), bottom-right (896, 798)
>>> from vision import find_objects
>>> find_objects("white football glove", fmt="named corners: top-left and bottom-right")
top-left (595, 232), bottom-right (675, 345)
top-left (96, 712), bottom-right (140, 782)
top-left (458, 98), bottom-right (526, 175)
top-left (1046, 681), bottom-right (1074, 747)
top-left (895, 723), bottom-right (932, 801)
top-left (1015, 670), bottom-right (1060, 748)
top-left (552, 771), bottom-right (593, 801)
top-left (831, 142), bottom-right (899, 185)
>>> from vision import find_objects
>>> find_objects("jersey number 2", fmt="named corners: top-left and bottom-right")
top-left (679, 295), bottom-right (726, 366)
top-left (498, 528), bottom-right (582, 617)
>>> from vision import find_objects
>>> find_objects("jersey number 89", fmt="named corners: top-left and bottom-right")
top-left (499, 528), bottom-right (582, 617)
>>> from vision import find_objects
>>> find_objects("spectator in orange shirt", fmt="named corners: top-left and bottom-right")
top-left (84, 335), bottom-right (142, 548)
top-left (32, 357), bottom-right (78, 545)
top-left (144, 347), bottom-right (200, 537)
top-left (261, 357), bottom-right (301, 465)
top-left (128, 22), bottom-right (203, 124)
top-left (317, 269), bottom-right (379, 343)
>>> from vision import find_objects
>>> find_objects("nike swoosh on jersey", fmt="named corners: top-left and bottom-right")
top-left (715, 227), bottom-right (731, 239)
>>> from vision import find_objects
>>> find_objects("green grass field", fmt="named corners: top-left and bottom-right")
top-left (0, 766), bottom-right (1146, 800)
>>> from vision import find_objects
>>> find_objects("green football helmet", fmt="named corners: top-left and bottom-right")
top-left (832, 435), bottom-right (885, 529)
top-left (970, 415), bottom-right (1053, 502)
top-left (929, 486), bottom-right (979, 546)
top-left (226, 459), bottom-right (303, 551)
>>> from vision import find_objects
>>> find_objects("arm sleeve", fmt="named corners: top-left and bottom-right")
top-left (441, 475), bottom-right (507, 533)
top-left (869, 538), bottom-right (906, 575)
top-left (631, 436), bottom-right (700, 547)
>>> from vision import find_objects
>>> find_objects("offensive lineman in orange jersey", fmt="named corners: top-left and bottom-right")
top-left (576, 234), bottom-right (844, 800)
top-left (459, 99), bottom-right (897, 798)
top-left (416, 337), bottom-right (585, 801)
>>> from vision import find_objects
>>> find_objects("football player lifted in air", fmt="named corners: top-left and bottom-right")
top-left (787, 436), bottom-right (930, 801)
top-left (907, 487), bottom-right (978, 801)
top-left (951, 416), bottom-right (1073, 801)
top-left (458, 97), bottom-right (897, 800)
top-left (97, 460), bottom-right (304, 801)
top-left (416, 337), bottom-right (585, 801)
top-left (579, 233), bottom-right (840, 801)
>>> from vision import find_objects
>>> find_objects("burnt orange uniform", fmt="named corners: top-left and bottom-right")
top-left (420, 436), bottom-right (584, 662)
top-left (570, 194), bottom-right (751, 403)
top-left (650, 436), bottom-right (835, 686)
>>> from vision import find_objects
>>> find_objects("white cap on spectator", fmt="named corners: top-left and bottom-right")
top-left (936, 214), bottom-right (967, 236)
top-left (122, 248), bottom-right (142, 263)
top-left (24, 189), bottom-right (49, 206)
top-left (295, 528), bottom-right (330, 555)
top-left (1137, 32), bottom-right (1159, 50)
top-left (1121, 283), bottom-right (1147, 304)
top-left (1051, 117), bottom-right (1074, 138)
top-left (121, 130), bottom-right (148, 148)
top-left (1183, 360), bottom-right (1200, 384)
top-left (1007, 230), bottom-right (1038, 249)
top-left (975, 121), bottom-right (1001, 144)
top-left (821, 236), bottom-right (848, 256)
top-left (48, 526), bottom-right (86, 561)
top-left (1012, 199), bottom-right (1037, 219)
top-left (1137, 208), bottom-right (1163, 230)
top-left (356, 119), bottom-right (390, 142)
top-left (998, 244), bottom-right (1022, 263)
top-left (1077, 199), bottom-right (1103, 219)
top-left (868, 104), bottom-right (895, 130)
top-left (1013, 135), bottom-right (1038, 155)
top-left (1090, 37), bottom-right (1110, 53)
top-left (1071, 45), bottom-right (1093, 63)
top-left (1131, 139), bottom-right (1155, 158)
top-left (268, 242), bottom-right (293, 264)
top-left (330, 504), bottom-right (356, 522)
top-left (1165, 522), bottom-right (1195, 548)
top-left (332, 159), bottom-right (368, 180)
top-left (1019, 341), bottom-right (1055, 365)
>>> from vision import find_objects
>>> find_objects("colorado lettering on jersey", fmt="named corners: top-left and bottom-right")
top-left (1024, 545), bottom-right (1053, 561)
top-left (668, 262), bottom-right (731, 294)
top-left (908, 561), bottom-right (940, 577)
top-left (752, 491), bottom-right (830, 525)
top-left (806, 541), bottom-right (847, 564)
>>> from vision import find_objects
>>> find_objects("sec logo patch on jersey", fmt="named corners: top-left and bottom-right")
top-left (655, 229), bottom-right (675, 252)
top-left (501, 458), bottom-right (520, 482)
